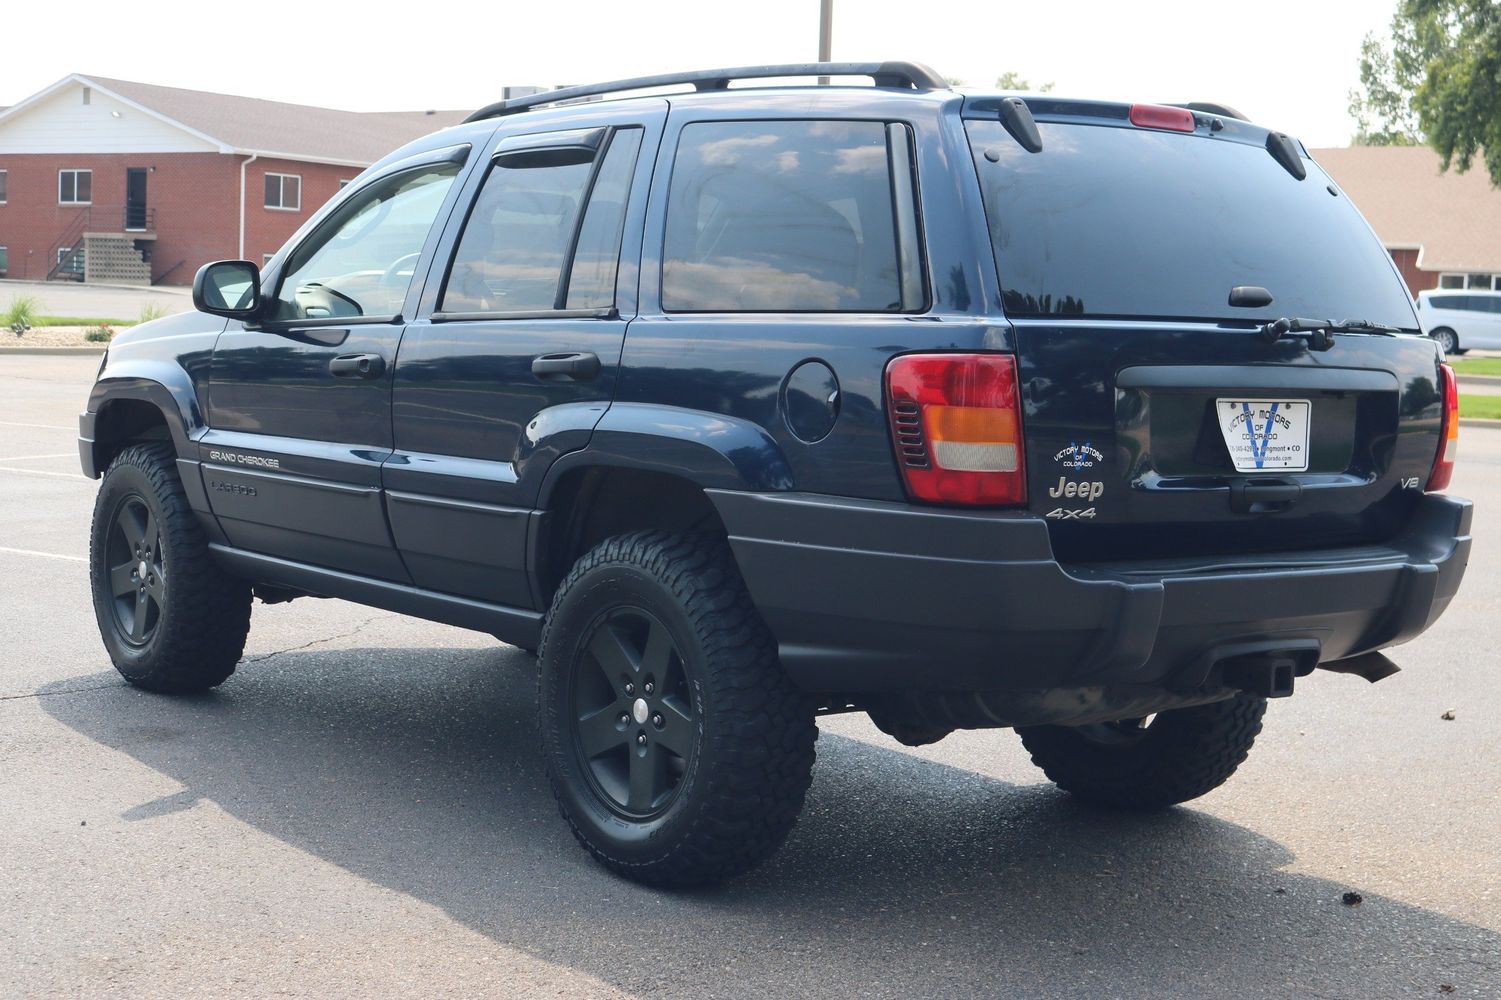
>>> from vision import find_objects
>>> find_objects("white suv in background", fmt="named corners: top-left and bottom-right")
top-left (1416, 289), bottom-right (1501, 354)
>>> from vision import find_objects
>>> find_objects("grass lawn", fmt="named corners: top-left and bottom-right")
top-left (1459, 394), bottom-right (1501, 420)
top-left (33, 316), bottom-right (131, 327)
top-left (1449, 357), bottom-right (1501, 377)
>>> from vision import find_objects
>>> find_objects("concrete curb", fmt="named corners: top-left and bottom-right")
top-left (0, 346), bottom-right (107, 357)
top-left (1460, 417), bottom-right (1501, 429)
top-left (1456, 374), bottom-right (1501, 388)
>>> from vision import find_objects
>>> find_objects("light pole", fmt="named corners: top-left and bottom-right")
top-left (818, 0), bottom-right (832, 84)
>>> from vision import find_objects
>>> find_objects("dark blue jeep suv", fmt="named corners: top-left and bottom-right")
top-left (79, 63), bottom-right (1470, 886)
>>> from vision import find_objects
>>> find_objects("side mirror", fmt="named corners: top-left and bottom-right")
top-left (193, 260), bottom-right (263, 319)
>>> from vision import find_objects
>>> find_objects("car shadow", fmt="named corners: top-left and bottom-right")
top-left (40, 648), bottom-right (1499, 998)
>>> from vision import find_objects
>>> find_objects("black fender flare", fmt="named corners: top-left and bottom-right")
top-left (534, 402), bottom-right (795, 508)
top-left (82, 359), bottom-right (204, 478)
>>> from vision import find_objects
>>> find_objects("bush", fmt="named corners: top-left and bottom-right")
top-left (84, 324), bottom-right (116, 343)
top-left (138, 301), bottom-right (170, 324)
top-left (4, 295), bottom-right (40, 336)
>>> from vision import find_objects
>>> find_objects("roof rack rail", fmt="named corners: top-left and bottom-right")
top-left (463, 61), bottom-right (949, 123)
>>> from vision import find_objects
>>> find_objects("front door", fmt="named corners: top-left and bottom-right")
top-left (387, 112), bottom-right (662, 607)
top-left (125, 168), bottom-right (148, 230)
top-left (204, 153), bottom-right (467, 580)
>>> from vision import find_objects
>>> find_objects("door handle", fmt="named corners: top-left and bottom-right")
top-left (532, 351), bottom-right (601, 382)
top-left (1228, 478), bottom-right (1302, 514)
top-left (329, 353), bottom-right (385, 380)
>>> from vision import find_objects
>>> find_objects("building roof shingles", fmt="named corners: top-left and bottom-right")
top-left (84, 75), bottom-right (468, 166)
top-left (1311, 145), bottom-right (1501, 274)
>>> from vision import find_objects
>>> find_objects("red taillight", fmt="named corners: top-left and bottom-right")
top-left (1129, 103), bottom-right (1196, 133)
top-left (885, 354), bottom-right (1027, 506)
top-left (1427, 362), bottom-right (1459, 491)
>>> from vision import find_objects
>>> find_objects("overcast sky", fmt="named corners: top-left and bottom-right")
top-left (2, 0), bottom-right (1397, 147)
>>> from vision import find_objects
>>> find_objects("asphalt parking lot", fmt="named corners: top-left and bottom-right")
top-left (1, 353), bottom-right (1497, 999)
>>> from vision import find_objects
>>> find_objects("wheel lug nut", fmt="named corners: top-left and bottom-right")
top-left (618, 712), bottom-right (629, 725)
top-left (652, 713), bottom-right (663, 727)
top-left (624, 683), bottom-right (635, 696)
top-left (636, 733), bottom-right (648, 746)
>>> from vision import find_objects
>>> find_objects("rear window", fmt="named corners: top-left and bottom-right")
top-left (966, 121), bottom-right (1418, 329)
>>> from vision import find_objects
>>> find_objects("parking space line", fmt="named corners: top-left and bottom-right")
top-left (0, 453), bottom-right (76, 462)
top-left (0, 466), bottom-right (86, 480)
top-left (0, 546), bottom-right (86, 563)
top-left (0, 420), bottom-right (74, 431)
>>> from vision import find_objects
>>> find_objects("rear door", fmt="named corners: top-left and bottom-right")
top-left (204, 149), bottom-right (469, 579)
top-left (963, 106), bottom-right (1443, 562)
top-left (386, 106), bottom-right (664, 606)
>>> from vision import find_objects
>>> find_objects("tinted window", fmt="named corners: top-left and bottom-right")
top-left (442, 150), bottom-right (591, 313)
top-left (663, 120), bottom-right (908, 312)
top-left (275, 164), bottom-right (458, 321)
top-left (442, 129), bottom-right (640, 315)
top-left (967, 121), bottom-right (1418, 328)
top-left (567, 128), bottom-right (642, 309)
top-left (1428, 295), bottom-right (1462, 310)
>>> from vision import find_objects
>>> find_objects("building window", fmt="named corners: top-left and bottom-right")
top-left (0, 246), bottom-right (8, 276)
top-left (1438, 272), bottom-right (1501, 290)
top-left (0, 170), bottom-right (7, 203)
top-left (59, 169), bottom-right (92, 205)
top-left (264, 173), bottom-right (301, 211)
top-left (263, 253), bottom-right (275, 267)
top-left (338, 179), bottom-right (352, 190)
top-left (82, 87), bottom-right (91, 106)
top-left (58, 247), bottom-right (84, 274)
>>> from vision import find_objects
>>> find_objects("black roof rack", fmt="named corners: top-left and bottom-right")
top-left (463, 61), bottom-right (949, 123)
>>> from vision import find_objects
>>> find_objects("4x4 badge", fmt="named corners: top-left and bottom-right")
top-left (1045, 507), bottom-right (1097, 520)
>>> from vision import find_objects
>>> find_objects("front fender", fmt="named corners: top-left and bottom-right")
top-left (536, 402), bottom-right (794, 505)
top-left (82, 363), bottom-right (203, 476)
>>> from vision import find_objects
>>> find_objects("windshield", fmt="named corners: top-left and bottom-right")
top-left (966, 120), bottom-right (1419, 329)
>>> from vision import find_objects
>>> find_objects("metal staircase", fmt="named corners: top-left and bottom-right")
top-left (44, 206), bottom-right (156, 285)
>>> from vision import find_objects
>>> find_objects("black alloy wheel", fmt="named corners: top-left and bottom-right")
top-left (539, 530), bottom-right (817, 886)
top-left (569, 606), bottom-right (696, 819)
top-left (89, 442), bottom-right (251, 692)
top-left (104, 494), bottom-right (166, 646)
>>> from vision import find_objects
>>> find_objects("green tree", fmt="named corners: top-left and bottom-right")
top-left (1349, 31), bottom-right (1424, 144)
top-left (1350, 1), bottom-right (1501, 186)
top-left (1408, 0), bottom-right (1501, 187)
top-left (995, 72), bottom-right (1055, 93)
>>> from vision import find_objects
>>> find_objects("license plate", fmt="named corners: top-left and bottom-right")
top-left (1215, 399), bottom-right (1311, 472)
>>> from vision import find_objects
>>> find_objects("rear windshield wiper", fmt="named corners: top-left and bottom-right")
top-left (1258, 317), bottom-right (1402, 351)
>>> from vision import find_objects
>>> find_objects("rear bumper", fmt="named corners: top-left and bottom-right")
top-left (708, 490), bottom-right (1471, 696)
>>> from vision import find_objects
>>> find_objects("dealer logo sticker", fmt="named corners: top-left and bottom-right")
top-left (1054, 441), bottom-right (1103, 471)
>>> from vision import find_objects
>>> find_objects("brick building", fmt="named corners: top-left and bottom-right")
top-left (1312, 145), bottom-right (1501, 296)
top-left (0, 74), bottom-right (464, 285)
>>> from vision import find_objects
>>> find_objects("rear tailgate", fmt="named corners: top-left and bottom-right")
top-left (1012, 318), bottom-right (1443, 561)
top-left (964, 100), bottom-right (1445, 561)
